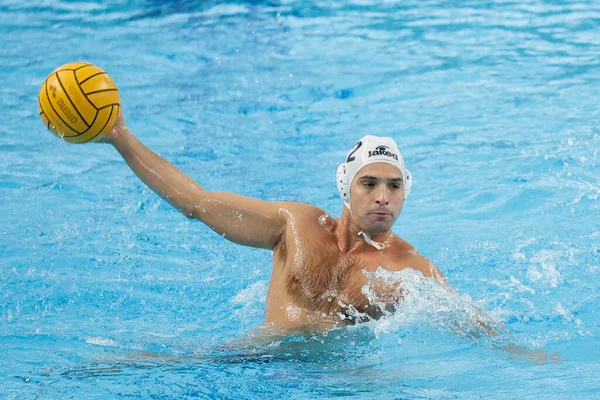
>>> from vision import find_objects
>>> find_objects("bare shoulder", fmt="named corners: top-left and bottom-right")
top-left (388, 235), bottom-right (419, 254)
top-left (276, 201), bottom-right (331, 224)
top-left (388, 236), bottom-right (447, 283)
top-left (271, 201), bottom-right (333, 260)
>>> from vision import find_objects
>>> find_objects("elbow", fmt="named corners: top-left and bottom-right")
top-left (180, 206), bottom-right (196, 219)
top-left (183, 211), bottom-right (195, 220)
top-left (177, 193), bottom-right (208, 220)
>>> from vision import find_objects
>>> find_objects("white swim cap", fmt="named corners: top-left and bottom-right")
top-left (336, 135), bottom-right (412, 210)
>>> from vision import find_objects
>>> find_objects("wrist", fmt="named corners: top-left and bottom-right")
top-left (109, 125), bottom-right (134, 148)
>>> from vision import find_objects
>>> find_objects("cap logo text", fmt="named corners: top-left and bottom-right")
top-left (368, 145), bottom-right (398, 160)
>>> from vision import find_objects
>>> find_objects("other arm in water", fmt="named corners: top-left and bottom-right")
top-left (102, 113), bottom-right (287, 249)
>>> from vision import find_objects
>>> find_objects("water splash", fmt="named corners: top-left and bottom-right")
top-left (350, 267), bottom-right (504, 340)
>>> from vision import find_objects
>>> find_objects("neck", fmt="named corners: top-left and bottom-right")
top-left (337, 206), bottom-right (393, 252)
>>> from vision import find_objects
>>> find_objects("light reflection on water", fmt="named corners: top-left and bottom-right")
top-left (1, 0), bottom-right (599, 398)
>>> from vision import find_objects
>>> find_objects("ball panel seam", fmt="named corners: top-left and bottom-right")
top-left (56, 71), bottom-right (92, 128)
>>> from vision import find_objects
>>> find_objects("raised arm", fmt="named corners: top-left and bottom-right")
top-left (103, 114), bottom-right (286, 249)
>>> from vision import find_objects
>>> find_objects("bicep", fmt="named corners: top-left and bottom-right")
top-left (190, 191), bottom-right (288, 249)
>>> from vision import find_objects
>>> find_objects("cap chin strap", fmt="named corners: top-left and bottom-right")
top-left (358, 231), bottom-right (385, 250)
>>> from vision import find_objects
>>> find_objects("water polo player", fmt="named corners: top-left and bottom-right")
top-left (101, 112), bottom-right (446, 330)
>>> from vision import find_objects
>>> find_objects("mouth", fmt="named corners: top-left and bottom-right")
top-left (369, 211), bottom-right (392, 218)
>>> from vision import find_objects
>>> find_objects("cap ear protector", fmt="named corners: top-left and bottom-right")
top-left (336, 135), bottom-right (412, 211)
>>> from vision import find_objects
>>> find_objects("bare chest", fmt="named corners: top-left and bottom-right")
top-left (281, 235), bottom-right (402, 322)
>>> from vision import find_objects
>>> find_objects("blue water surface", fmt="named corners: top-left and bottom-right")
top-left (1, 0), bottom-right (599, 399)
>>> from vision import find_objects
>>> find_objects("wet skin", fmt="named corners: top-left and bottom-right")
top-left (95, 114), bottom-right (572, 366)
top-left (265, 163), bottom-right (445, 331)
top-left (103, 115), bottom-right (445, 332)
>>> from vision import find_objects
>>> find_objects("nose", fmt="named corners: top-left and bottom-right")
top-left (375, 186), bottom-right (389, 205)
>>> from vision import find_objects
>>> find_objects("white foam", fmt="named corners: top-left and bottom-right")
top-left (86, 337), bottom-right (118, 347)
top-left (350, 267), bottom-right (502, 339)
top-left (527, 249), bottom-right (563, 287)
top-left (231, 280), bottom-right (268, 305)
top-left (231, 280), bottom-right (269, 325)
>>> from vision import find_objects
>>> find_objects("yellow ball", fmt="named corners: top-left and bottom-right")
top-left (38, 62), bottom-right (120, 144)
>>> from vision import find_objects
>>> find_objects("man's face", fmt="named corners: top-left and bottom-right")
top-left (349, 162), bottom-right (405, 235)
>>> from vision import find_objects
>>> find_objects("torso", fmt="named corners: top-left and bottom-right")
top-left (264, 203), bottom-right (440, 332)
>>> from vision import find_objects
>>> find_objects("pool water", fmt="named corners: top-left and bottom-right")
top-left (1, 0), bottom-right (599, 398)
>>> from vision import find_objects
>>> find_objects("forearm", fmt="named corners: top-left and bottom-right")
top-left (109, 126), bottom-right (285, 248)
top-left (111, 126), bottom-right (204, 216)
top-left (105, 114), bottom-right (287, 248)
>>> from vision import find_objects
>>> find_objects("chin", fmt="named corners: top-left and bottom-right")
top-left (364, 223), bottom-right (392, 235)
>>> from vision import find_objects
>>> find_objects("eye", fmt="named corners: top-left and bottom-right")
top-left (390, 183), bottom-right (403, 190)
